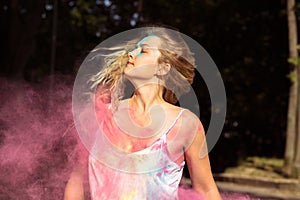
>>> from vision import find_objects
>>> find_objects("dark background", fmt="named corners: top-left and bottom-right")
top-left (0, 0), bottom-right (291, 173)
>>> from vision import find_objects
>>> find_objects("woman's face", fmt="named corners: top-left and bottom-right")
top-left (124, 35), bottom-right (162, 79)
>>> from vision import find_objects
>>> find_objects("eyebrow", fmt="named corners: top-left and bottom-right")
top-left (138, 44), bottom-right (158, 51)
top-left (137, 44), bottom-right (150, 48)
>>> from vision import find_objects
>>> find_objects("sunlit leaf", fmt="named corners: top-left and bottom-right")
top-left (286, 71), bottom-right (297, 83)
top-left (287, 57), bottom-right (299, 66)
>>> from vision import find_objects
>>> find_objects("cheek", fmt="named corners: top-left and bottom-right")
top-left (135, 57), bottom-right (154, 65)
top-left (137, 64), bottom-right (157, 74)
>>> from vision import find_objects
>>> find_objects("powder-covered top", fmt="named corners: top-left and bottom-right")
top-left (88, 109), bottom-right (186, 200)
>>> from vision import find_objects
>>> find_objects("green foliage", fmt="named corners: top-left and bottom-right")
top-left (287, 71), bottom-right (297, 82)
top-left (246, 156), bottom-right (284, 168)
top-left (69, 0), bottom-right (107, 33)
top-left (225, 157), bottom-right (286, 179)
top-left (287, 57), bottom-right (299, 66)
top-left (70, 8), bottom-right (82, 26)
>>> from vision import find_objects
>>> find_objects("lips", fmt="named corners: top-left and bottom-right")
top-left (127, 61), bottom-right (134, 66)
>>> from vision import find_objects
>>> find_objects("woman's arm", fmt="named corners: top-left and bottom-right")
top-left (64, 139), bottom-right (89, 200)
top-left (64, 166), bottom-right (85, 200)
top-left (184, 122), bottom-right (222, 200)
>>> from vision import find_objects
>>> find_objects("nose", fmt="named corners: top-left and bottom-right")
top-left (128, 51), bottom-right (134, 59)
top-left (128, 47), bottom-right (139, 59)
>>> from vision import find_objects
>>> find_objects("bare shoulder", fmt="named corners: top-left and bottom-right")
top-left (162, 103), bottom-right (203, 133)
top-left (161, 102), bottom-right (181, 113)
top-left (165, 103), bottom-right (200, 121)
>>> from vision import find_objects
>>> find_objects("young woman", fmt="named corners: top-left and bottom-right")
top-left (65, 27), bottom-right (222, 200)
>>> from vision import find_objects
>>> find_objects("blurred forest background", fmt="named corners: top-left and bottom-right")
top-left (1, 0), bottom-right (300, 179)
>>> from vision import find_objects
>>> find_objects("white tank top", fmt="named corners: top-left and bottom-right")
top-left (88, 109), bottom-right (186, 200)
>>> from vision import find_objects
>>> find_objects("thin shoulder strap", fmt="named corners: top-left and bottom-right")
top-left (141, 109), bottom-right (186, 151)
top-left (164, 109), bottom-right (186, 136)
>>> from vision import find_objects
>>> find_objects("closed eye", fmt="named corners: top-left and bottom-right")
top-left (141, 47), bottom-right (150, 53)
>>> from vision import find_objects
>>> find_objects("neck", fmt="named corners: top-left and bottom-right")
top-left (131, 84), bottom-right (164, 112)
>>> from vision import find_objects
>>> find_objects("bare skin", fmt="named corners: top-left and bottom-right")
top-left (64, 35), bottom-right (222, 199)
top-left (125, 84), bottom-right (222, 199)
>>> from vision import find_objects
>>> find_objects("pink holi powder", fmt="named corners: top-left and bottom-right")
top-left (0, 76), bottom-right (258, 199)
top-left (0, 76), bottom-right (79, 199)
top-left (178, 186), bottom-right (204, 199)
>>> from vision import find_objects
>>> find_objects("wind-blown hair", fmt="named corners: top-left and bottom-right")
top-left (89, 27), bottom-right (195, 109)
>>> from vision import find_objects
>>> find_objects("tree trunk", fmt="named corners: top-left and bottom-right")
top-left (294, 20), bottom-right (300, 179)
top-left (50, 0), bottom-right (58, 76)
top-left (49, 0), bottom-right (58, 112)
top-left (6, 0), bottom-right (19, 75)
top-left (8, 1), bottom-right (44, 79)
top-left (284, 0), bottom-right (299, 177)
top-left (138, 0), bottom-right (143, 14)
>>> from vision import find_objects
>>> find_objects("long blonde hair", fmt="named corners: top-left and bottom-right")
top-left (89, 27), bottom-right (195, 109)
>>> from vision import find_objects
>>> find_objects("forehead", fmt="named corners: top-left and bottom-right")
top-left (137, 35), bottom-right (161, 48)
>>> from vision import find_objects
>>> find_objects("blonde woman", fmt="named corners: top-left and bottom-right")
top-left (65, 27), bottom-right (222, 200)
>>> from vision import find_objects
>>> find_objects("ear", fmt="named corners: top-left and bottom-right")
top-left (157, 63), bottom-right (171, 76)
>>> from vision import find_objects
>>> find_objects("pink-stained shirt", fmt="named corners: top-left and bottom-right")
top-left (88, 109), bottom-right (186, 200)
